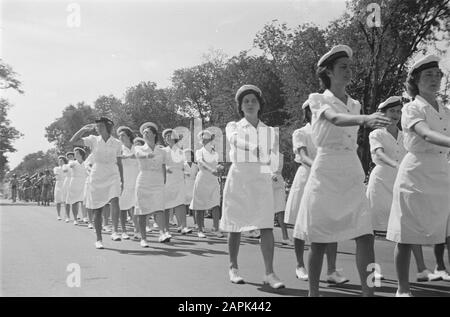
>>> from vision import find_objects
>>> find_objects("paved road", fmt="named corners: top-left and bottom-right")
top-left (1, 200), bottom-right (449, 297)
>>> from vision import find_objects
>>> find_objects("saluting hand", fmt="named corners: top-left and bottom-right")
top-left (364, 113), bottom-right (392, 129)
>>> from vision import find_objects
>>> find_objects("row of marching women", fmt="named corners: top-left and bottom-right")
top-left (54, 45), bottom-right (449, 297)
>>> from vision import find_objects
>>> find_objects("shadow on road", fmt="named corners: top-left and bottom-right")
top-left (103, 245), bottom-right (228, 258)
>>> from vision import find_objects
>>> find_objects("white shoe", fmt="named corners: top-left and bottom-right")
top-left (103, 226), bottom-right (112, 233)
top-left (282, 239), bottom-right (293, 246)
top-left (73, 220), bottom-right (78, 226)
top-left (65, 219), bottom-right (70, 223)
top-left (417, 269), bottom-right (441, 282)
top-left (433, 268), bottom-right (450, 281)
top-left (121, 233), bottom-right (130, 240)
top-left (326, 271), bottom-right (349, 284)
top-left (395, 290), bottom-right (413, 297)
top-left (215, 231), bottom-right (224, 238)
top-left (57, 217), bottom-right (62, 221)
top-left (198, 232), bottom-right (206, 238)
top-left (181, 227), bottom-right (193, 235)
top-left (88, 223), bottom-right (93, 229)
top-left (263, 273), bottom-right (285, 289)
top-left (95, 241), bottom-right (104, 249)
top-left (146, 226), bottom-right (152, 233)
top-left (159, 233), bottom-right (171, 243)
top-left (111, 232), bottom-right (121, 241)
top-left (229, 268), bottom-right (245, 284)
top-left (153, 222), bottom-right (159, 229)
top-left (166, 232), bottom-right (173, 239)
top-left (133, 233), bottom-right (141, 241)
top-left (83, 218), bottom-right (89, 223)
top-left (140, 239), bottom-right (149, 248)
top-left (248, 230), bottom-right (260, 239)
top-left (295, 267), bottom-right (308, 281)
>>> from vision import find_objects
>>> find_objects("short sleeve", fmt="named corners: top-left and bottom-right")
top-left (369, 129), bottom-right (385, 153)
top-left (402, 102), bottom-right (426, 130)
top-left (83, 135), bottom-right (96, 149)
top-left (292, 129), bottom-right (307, 151)
top-left (225, 121), bottom-right (238, 143)
top-left (309, 93), bottom-right (332, 119)
top-left (53, 167), bottom-right (58, 174)
top-left (195, 149), bottom-right (203, 162)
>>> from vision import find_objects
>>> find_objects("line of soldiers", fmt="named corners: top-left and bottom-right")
top-left (8, 170), bottom-right (55, 205)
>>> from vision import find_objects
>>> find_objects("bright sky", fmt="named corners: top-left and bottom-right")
top-left (1, 0), bottom-right (448, 170)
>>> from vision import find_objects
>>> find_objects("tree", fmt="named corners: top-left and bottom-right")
top-left (45, 102), bottom-right (97, 152)
top-left (123, 81), bottom-right (188, 135)
top-left (0, 60), bottom-right (23, 182)
top-left (93, 94), bottom-right (131, 129)
top-left (0, 99), bottom-right (23, 181)
top-left (9, 149), bottom-right (58, 177)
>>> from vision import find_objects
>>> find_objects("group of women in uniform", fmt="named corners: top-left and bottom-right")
top-left (52, 45), bottom-right (449, 297)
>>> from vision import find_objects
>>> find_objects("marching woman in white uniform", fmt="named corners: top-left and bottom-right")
top-left (54, 155), bottom-right (68, 221)
top-left (190, 130), bottom-right (224, 238)
top-left (67, 148), bottom-right (88, 226)
top-left (163, 129), bottom-right (192, 236)
top-left (63, 152), bottom-right (75, 223)
top-left (287, 100), bottom-right (349, 284)
top-left (117, 126), bottom-right (139, 240)
top-left (134, 122), bottom-right (169, 246)
top-left (366, 97), bottom-right (439, 282)
top-left (70, 117), bottom-right (124, 249)
top-left (293, 45), bottom-right (391, 297)
top-left (220, 84), bottom-right (285, 289)
top-left (387, 55), bottom-right (450, 296)
top-left (183, 149), bottom-right (199, 224)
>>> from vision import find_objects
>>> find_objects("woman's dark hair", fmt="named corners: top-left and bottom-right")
top-left (405, 71), bottom-right (421, 99)
top-left (304, 106), bottom-right (312, 124)
top-left (74, 148), bottom-right (86, 161)
top-left (118, 127), bottom-right (135, 143)
top-left (146, 126), bottom-right (159, 143)
top-left (236, 89), bottom-right (264, 118)
top-left (66, 152), bottom-right (74, 158)
top-left (317, 61), bottom-right (337, 90)
top-left (59, 156), bottom-right (68, 164)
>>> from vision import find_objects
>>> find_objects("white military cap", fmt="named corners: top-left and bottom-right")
top-left (197, 129), bottom-right (215, 141)
top-left (139, 122), bottom-right (158, 135)
top-left (162, 128), bottom-right (181, 140)
top-left (133, 137), bottom-right (145, 145)
top-left (317, 45), bottom-right (353, 67)
top-left (408, 54), bottom-right (440, 75)
top-left (378, 96), bottom-right (403, 110)
top-left (235, 84), bottom-right (262, 103)
top-left (302, 99), bottom-right (310, 110)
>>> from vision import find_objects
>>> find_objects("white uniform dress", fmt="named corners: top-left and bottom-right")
top-left (83, 155), bottom-right (93, 207)
top-left (387, 96), bottom-right (450, 244)
top-left (271, 153), bottom-right (286, 213)
top-left (190, 147), bottom-right (221, 210)
top-left (64, 162), bottom-right (74, 204)
top-left (134, 144), bottom-right (167, 215)
top-left (53, 166), bottom-right (65, 204)
top-left (67, 160), bottom-right (88, 204)
top-left (284, 124), bottom-right (316, 225)
top-left (184, 162), bottom-right (199, 206)
top-left (164, 145), bottom-right (186, 209)
top-left (119, 144), bottom-right (139, 210)
top-left (293, 90), bottom-right (373, 243)
top-left (366, 128), bottom-right (406, 231)
top-left (82, 135), bottom-right (122, 210)
top-left (220, 118), bottom-right (275, 232)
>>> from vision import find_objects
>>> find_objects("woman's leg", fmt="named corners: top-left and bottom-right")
top-left (308, 243), bottom-right (327, 297)
top-left (120, 210), bottom-right (128, 233)
top-left (434, 243), bottom-right (446, 271)
top-left (228, 232), bottom-right (241, 269)
top-left (110, 197), bottom-right (120, 235)
top-left (325, 242), bottom-right (338, 274)
top-left (196, 210), bottom-right (205, 232)
top-left (395, 243), bottom-right (412, 294)
top-left (412, 244), bottom-right (427, 272)
top-left (56, 203), bottom-right (61, 217)
top-left (259, 228), bottom-right (275, 275)
top-left (138, 215), bottom-right (147, 241)
top-left (94, 209), bottom-right (103, 242)
top-left (72, 202), bottom-right (79, 222)
top-left (174, 205), bottom-right (187, 229)
top-left (355, 234), bottom-right (375, 296)
top-left (81, 203), bottom-right (87, 220)
top-left (294, 238), bottom-right (306, 268)
top-left (164, 210), bottom-right (171, 233)
top-left (65, 203), bottom-right (71, 220)
top-left (212, 206), bottom-right (221, 232)
top-left (103, 204), bottom-right (110, 228)
top-left (275, 212), bottom-right (289, 240)
top-left (87, 208), bottom-right (93, 224)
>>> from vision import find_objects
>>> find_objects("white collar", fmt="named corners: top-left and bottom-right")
top-left (238, 117), bottom-right (267, 128)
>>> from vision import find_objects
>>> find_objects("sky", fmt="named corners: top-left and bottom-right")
top-left (1, 0), bottom-right (448, 170)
